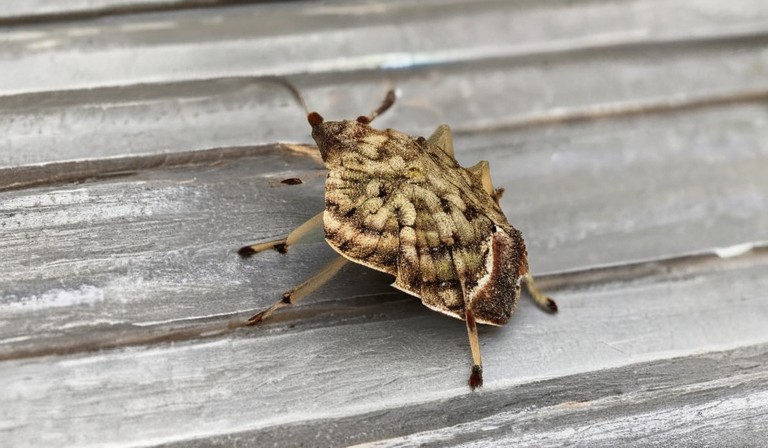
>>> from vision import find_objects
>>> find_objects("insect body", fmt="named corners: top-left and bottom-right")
top-left (240, 90), bottom-right (557, 389)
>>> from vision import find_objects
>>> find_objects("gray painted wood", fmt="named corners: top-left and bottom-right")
top-left (0, 1), bottom-right (259, 23)
top-left (4, 0), bottom-right (768, 170)
top-left (169, 344), bottom-right (768, 447)
top-left (2, 250), bottom-right (768, 446)
top-left (2, 0), bottom-right (768, 446)
top-left (2, 101), bottom-right (768, 354)
top-left (3, 0), bottom-right (767, 95)
top-left (6, 35), bottom-right (768, 171)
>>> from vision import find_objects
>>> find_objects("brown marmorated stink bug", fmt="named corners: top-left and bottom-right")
top-left (239, 85), bottom-right (557, 389)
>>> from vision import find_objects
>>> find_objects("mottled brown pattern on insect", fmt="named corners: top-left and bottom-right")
top-left (314, 120), bottom-right (529, 325)
top-left (239, 88), bottom-right (556, 390)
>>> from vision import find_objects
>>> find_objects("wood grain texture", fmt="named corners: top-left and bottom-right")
top-left (0, 0), bottom-right (768, 169)
top-left (168, 344), bottom-right (768, 447)
top-left (0, 1), bottom-right (244, 24)
top-left (3, 0), bottom-right (767, 95)
top-left (3, 103), bottom-right (767, 354)
top-left (2, 0), bottom-right (768, 446)
top-left (2, 251), bottom-right (768, 446)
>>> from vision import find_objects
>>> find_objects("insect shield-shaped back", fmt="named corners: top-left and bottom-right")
top-left (306, 110), bottom-right (530, 326)
top-left (238, 91), bottom-right (556, 390)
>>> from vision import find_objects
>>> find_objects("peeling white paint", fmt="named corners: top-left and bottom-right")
top-left (3, 285), bottom-right (104, 311)
top-left (714, 242), bottom-right (755, 258)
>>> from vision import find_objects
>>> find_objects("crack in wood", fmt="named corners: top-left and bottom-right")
top-left (2, 245), bottom-right (765, 362)
top-left (3, 83), bottom-right (768, 191)
top-left (452, 87), bottom-right (768, 135)
top-left (0, 0), bottom-right (265, 27)
top-left (159, 343), bottom-right (768, 447)
top-left (0, 143), bottom-right (319, 191)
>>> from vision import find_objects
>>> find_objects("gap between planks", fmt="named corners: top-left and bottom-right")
top-left (3, 85), bottom-right (768, 191)
top-left (1, 245), bottom-right (766, 363)
top-left (0, 143), bottom-right (319, 192)
top-left (0, 0), bottom-right (267, 27)
top-left (161, 342), bottom-right (768, 447)
top-left (3, 4), bottom-right (768, 96)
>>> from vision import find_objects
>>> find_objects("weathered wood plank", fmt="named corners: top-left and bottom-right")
top-left (5, 6), bottom-right (768, 170)
top-left (465, 103), bottom-right (768, 274)
top-left (0, 1), bottom-right (251, 24)
top-left (0, 79), bottom-right (310, 172)
top-left (2, 102), bottom-right (767, 351)
top-left (3, 1), bottom-right (768, 446)
top-left (170, 344), bottom-right (768, 447)
top-left (1, 251), bottom-right (767, 446)
top-left (3, 0), bottom-right (767, 95)
top-left (0, 146), bottom-right (327, 339)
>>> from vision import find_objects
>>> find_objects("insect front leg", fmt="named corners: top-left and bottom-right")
top-left (247, 255), bottom-right (349, 325)
top-left (238, 211), bottom-right (324, 256)
top-left (522, 274), bottom-right (558, 313)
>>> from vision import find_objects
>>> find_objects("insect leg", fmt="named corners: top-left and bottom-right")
top-left (246, 255), bottom-right (349, 325)
top-left (465, 309), bottom-right (484, 390)
top-left (522, 274), bottom-right (558, 313)
top-left (238, 211), bottom-right (324, 257)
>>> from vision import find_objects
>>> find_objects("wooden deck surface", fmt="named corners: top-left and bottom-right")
top-left (2, 1), bottom-right (768, 446)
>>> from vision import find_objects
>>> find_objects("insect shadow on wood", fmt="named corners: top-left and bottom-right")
top-left (238, 79), bottom-right (557, 390)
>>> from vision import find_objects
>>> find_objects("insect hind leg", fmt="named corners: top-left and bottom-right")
top-left (247, 255), bottom-right (349, 325)
top-left (238, 211), bottom-right (324, 257)
top-left (522, 274), bottom-right (558, 313)
top-left (465, 309), bottom-right (484, 389)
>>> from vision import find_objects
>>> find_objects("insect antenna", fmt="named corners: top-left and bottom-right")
top-left (357, 90), bottom-right (397, 124)
top-left (265, 77), bottom-right (395, 127)
top-left (263, 77), bottom-right (312, 117)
